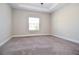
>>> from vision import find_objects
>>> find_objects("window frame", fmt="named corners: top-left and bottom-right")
top-left (28, 16), bottom-right (40, 32)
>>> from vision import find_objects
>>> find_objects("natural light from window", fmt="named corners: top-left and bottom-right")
top-left (29, 17), bottom-right (40, 31)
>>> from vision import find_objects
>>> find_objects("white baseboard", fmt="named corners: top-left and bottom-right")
top-left (52, 34), bottom-right (79, 44)
top-left (0, 36), bottom-right (12, 47)
top-left (12, 34), bottom-right (51, 37)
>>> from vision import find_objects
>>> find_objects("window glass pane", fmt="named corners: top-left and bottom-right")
top-left (29, 17), bottom-right (40, 31)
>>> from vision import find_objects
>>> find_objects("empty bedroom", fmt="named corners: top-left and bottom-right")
top-left (0, 3), bottom-right (79, 55)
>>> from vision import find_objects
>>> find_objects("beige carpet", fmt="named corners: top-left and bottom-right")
top-left (0, 35), bottom-right (79, 55)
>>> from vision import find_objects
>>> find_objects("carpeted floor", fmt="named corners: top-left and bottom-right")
top-left (0, 35), bottom-right (79, 55)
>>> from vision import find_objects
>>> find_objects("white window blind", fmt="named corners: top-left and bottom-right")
top-left (29, 17), bottom-right (40, 31)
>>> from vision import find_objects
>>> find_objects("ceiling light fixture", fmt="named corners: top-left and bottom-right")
top-left (41, 3), bottom-right (44, 5)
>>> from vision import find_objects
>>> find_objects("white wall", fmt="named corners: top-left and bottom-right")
top-left (0, 4), bottom-right (12, 45)
top-left (12, 9), bottom-right (51, 36)
top-left (51, 4), bottom-right (79, 43)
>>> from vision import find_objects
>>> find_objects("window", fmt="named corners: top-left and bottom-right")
top-left (29, 17), bottom-right (40, 31)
